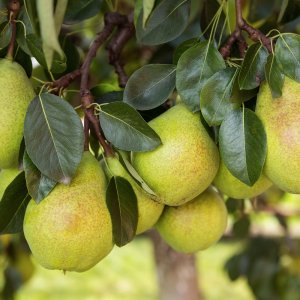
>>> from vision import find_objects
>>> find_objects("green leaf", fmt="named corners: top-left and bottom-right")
top-left (219, 108), bottom-right (267, 186)
top-left (37, 0), bottom-right (64, 69)
top-left (264, 53), bottom-right (284, 98)
top-left (0, 22), bottom-right (12, 50)
top-left (23, 151), bottom-right (57, 203)
top-left (54, 0), bottom-right (68, 34)
top-left (123, 64), bottom-right (176, 110)
top-left (99, 101), bottom-right (161, 151)
top-left (142, 0), bottom-right (155, 27)
top-left (24, 93), bottom-right (84, 184)
top-left (275, 33), bottom-right (300, 82)
top-left (176, 41), bottom-right (226, 112)
top-left (200, 67), bottom-right (238, 126)
top-left (0, 172), bottom-right (31, 234)
top-left (238, 43), bottom-right (268, 90)
top-left (136, 0), bottom-right (190, 45)
top-left (173, 38), bottom-right (199, 64)
top-left (106, 176), bottom-right (138, 247)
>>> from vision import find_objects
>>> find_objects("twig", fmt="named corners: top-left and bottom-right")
top-left (51, 69), bottom-right (81, 94)
top-left (6, 0), bottom-right (20, 59)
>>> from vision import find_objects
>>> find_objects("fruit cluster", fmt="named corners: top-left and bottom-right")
top-left (0, 58), bottom-right (299, 273)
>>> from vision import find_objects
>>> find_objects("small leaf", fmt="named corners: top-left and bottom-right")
top-left (23, 151), bottom-right (57, 203)
top-left (123, 64), bottom-right (176, 110)
top-left (264, 53), bottom-right (284, 98)
top-left (219, 108), bottom-right (267, 186)
top-left (99, 101), bottom-right (161, 151)
top-left (176, 41), bottom-right (226, 111)
top-left (200, 67), bottom-right (238, 126)
top-left (238, 43), bottom-right (268, 90)
top-left (136, 0), bottom-right (190, 45)
top-left (0, 172), bottom-right (31, 234)
top-left (106, 176), bottom-right (138, 247)
top-left (24, 93), bottom-right (84, 184)
top-left (275, 33), bottom-right (300, 82)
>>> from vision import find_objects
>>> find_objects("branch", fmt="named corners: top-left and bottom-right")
top-left (6, 0), bottom-right (20, 59)
top-left (50, 69), bottom-right (81, 94)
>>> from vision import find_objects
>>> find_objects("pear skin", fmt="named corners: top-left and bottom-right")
top-left (256, 77), bottom-right (300, 193)
top-left (23, 152), bottom-right (113, 272)
top-left (156, 187), bottom-right (227, 253)
top-left (132, 104), bottom-right (220, 206)
top-left (105, 156), bottom-right (164, 234)
top-left (0, 59), bottom-right (35, 169)
top-left (0, 168), bottom-right (21, 199)
top-left (213, 160), bottom-right (272, 199)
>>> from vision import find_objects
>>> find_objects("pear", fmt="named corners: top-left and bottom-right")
top-left (213, 160), bottom-right (272, 199)
top-left (132, 104), bottom-right (220, 206)
top-left (0, 168), bottom-right (21, 199)
top-left (0, 59), bottom-right (35, 169)
top-left (23, 152), bottom-right (113, 272)
top-left (256, 77), bottom-right (300, 193)
top-left (105, 156), bottom-right (164, 234)
top-left (156, 187), bottom-right (227, 253)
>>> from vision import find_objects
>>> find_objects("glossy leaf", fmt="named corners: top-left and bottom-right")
top-left (106, 176), bottom-right (138, 247)
top-left (275, 33), bottom-right (300, 82)
top-left (24, 93), bottom-right (84, 184)
top-left (123, 64), bottom-right (176, 110)
top-left (200, 67), bottom-right (238, 126)
top-left (176, 41), bottom-right (226, 112)
top-left (238, 43), bottom-right (268, 90)
top-left (264, 53), bottom-right (284, 98)
top-left (23, 151), bottom-right (57, 203)
top-left (219, 108), bottom-right (267, 186)
top-left (0, 172), bottom-right (31, 234)
top-left (99, 101), bottom-right (161, 151)
top-left (173, 38), bottom-right (199, 64)
top-left (136, 0), bottom-right (190, 45)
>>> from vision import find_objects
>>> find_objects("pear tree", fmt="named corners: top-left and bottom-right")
top-left (0, 0), bottom-right (300, 299)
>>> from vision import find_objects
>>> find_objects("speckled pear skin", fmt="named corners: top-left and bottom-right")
top-left (156, 187), bottom-right (227, 253)
top-left (213, 160), bottom-right (272, 199)
top-left (23, 152), bottom-right (113, 272)
top-left (256, 77), bottom-right (300, 193)
top-left (0, 168), bottom-right (21, 199)
top-left (106, 156), bottom-right (164, 234)
top-left (132, 103), bottom-right (220, 206)
top-left (0, 59), bottom-right (35, 169)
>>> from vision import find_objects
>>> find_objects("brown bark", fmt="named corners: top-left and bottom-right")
top-left (149, 230), bottom-right (202, 300)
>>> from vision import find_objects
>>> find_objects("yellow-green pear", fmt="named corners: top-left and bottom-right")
top-left (23, 152), bottom-right (113, 272)
top-left (156, 187), bottom-right (227, 253)
top-left (0, 168), bottom-right (21, 199)
top-left (256, 77), bottom-right (300, 193)
top-left (132, 104), bottom-right (220, 206)
top-left (0, 59), bottom-right (35, 169)
top-left (213, 160), bottom-right (272, 199)
top-left (105, 156), bottom-right (164, 234)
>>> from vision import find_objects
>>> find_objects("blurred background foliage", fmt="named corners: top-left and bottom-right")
top-left (1, 0), bottom-right (300, 299)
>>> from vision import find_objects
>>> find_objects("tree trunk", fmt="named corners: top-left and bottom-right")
top-left (149, 230), bottom-right (202, 300)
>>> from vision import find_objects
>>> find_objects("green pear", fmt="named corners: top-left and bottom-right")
top-left (132, 104), bottom-right (220, 206)
top-left (105, 156), bottom-right (164, 234)
top-left (0, 168), bottom-right (21, 199)
top-left (156, 187), bottom-right (227, 253)
top-left (23, 152), bottom-right (113, 272)
top-left (213, 160), bottom-right (272, 199)
top-left (256, 77), bottom-right (300, 193)
top-left (0, 59), bottom-right (35, 169)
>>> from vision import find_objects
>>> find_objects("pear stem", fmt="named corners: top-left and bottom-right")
top-left (219, 0), bottom-right (272, 59)
top-left (6, 0), bottom-right (20, 60)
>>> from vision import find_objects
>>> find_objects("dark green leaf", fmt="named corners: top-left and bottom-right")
top-left (238, 43), bottom-right (268, 90)
top-left (106, 176), bottom-right (138, 247)
top-left (0, 172), bottom-right (31, 234)
top-left (0, 22), bottom-right (12, 49)
top-left (99, 101), bottom-right (161, 151)
top-left (230, 77), bottom-right (258, 104)
top-left (219, 108), bottom-right (267, 186)
top-left (123, 64), bottom-right (176, 110)
top-left (275, 33), bottom-right (300, 82)
top-left (136, 0), bottom-right (190, 45)
top-left (23, 151), bottom-right (57, 203)
top-left (173, 38), bottom-right (199, 64)
top-left (24, 93), bottom-right (84, 184)
top-left (176, 41), bottom-right (226, 111)
top-left (264, 53), bottom-right (284, 98)
top-left (14, 48), bottom-right (32, 77)
top-left (200, 67), bottom-right (238, 126)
